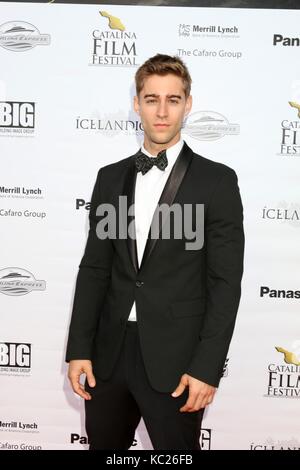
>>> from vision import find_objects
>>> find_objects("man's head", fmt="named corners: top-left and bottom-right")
top-left (134, 54), bottom-right (192, 153)
top-left (135, 54), bottom-right (192, 98)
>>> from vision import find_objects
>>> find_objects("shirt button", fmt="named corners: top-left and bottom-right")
top-left (135, 280), bottom-right (144, 288)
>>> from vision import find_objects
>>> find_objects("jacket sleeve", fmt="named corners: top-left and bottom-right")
top-left (186, 168), bottom-right (244, 387)
top-left (65, 168), bottom-right (114, 361)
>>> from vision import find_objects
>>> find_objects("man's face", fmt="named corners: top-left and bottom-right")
top-left (134, 73), bottom-right (192, 150)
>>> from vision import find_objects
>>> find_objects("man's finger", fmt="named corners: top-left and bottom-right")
top-left (193, 396), bottom-right (206, 411)
top-left (179, 394), bottom-right (197, 412)
top-left (73, 381), bottom-right (92, 400)
top-left (86, 369), bottom-right (96, 388)
top-left (70, 375), bottom-right (92, 400)
top-left (171, 381), bottom-right (186, 397)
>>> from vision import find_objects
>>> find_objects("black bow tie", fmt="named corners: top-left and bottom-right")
top-left (135, 149), bottom-right (168, 175)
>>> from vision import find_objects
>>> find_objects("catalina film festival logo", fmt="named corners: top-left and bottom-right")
top-left (91, 11), bottom-right (138, 66)
top-left (279, 101), bottom-right (300, 156)
top-left (0, 21), bottom-right (50, 52)
top-left (265, 342), bottom-right (300, 398)
top-left (0, 268), bottom-right (46, 296)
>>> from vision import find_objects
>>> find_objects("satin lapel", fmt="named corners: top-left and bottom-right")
top-left (122, 158), bottom-right (138, 274)
top-left (139, 142), bottom-right (193, 272)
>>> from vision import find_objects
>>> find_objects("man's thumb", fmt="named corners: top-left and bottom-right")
top-left (171, 377), bottom-right (188, 397)
top-left (86, 368), bottom-right (96, 388)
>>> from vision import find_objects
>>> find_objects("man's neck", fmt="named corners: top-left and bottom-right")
top-left (143, 136), bottom-right (181, 157)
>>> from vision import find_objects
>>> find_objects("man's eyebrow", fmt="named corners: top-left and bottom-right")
top-left (143, 94), bottom-right (159, 99)
top-left (143, 94), bottom-right (182, 99)
top-left (167, 94), bottom-right (182, 99)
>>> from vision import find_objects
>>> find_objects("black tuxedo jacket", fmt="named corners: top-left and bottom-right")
top-left (66, 142), bottom-right (244, 391)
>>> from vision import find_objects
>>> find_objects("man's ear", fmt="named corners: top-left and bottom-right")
top-left (134, 95), bottom-right (140, 115)
top-left (185, 95), bottom-right (192, 116)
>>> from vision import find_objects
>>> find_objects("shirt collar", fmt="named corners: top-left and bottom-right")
top-left (141, 138), bottom-right (184, 172)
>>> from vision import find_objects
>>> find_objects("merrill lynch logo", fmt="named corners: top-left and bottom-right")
top-left (179, 24), bottom-right (239, 37)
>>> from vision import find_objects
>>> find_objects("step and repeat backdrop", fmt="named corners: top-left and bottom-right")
top-left (0, 0), bottom-right (299, 451)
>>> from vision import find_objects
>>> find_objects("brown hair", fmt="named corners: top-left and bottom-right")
top-left (135, 54), bottom-right (192, 97)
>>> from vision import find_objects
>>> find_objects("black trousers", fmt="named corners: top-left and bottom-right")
top-left (85, 321), bottom-right (204, 450)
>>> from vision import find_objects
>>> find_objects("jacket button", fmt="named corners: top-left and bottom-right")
top-left (135, 280), bottom-right (144, 288)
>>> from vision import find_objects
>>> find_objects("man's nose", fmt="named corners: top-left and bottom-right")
top-left (157, 101), bottom-right (168, 118)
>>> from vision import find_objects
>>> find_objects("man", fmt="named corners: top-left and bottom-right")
top-left (66, 54), bottom-right (244, 450)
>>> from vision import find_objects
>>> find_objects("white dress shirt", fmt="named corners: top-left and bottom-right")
top-left (128, 138), bottom-right (184, 321)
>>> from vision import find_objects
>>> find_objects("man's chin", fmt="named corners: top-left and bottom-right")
top-left (148, 134), bottom-right (176, 146)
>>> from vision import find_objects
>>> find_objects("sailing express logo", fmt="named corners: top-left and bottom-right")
top-left (91, 11), bottom-right (138, 66)
top-left (265, 343), bottom-right (300, 399)
top-left (0, 268), bottom-right (46, 296)
top-left (183, 110), bottom-right (240, 141)
top-left (279, 101), bottom-right (300, 156)
top-left (0, 21), bottom-right (50, 52)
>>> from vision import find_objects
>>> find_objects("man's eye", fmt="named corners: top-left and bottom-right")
top-left (146, 99), bottom-right (156, 103)
top-left (169, 99), bottom-right (179, 104)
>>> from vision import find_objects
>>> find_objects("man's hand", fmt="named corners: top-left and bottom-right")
top-left (171, 373), bottom-right (216, 412)
top-left (68, 360), bottom-right (96, 400)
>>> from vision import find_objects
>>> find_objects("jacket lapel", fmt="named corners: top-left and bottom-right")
top-left (122, 158), bottom-right (139, 273)
top-left (139, 142), bottom-right (193, 272)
